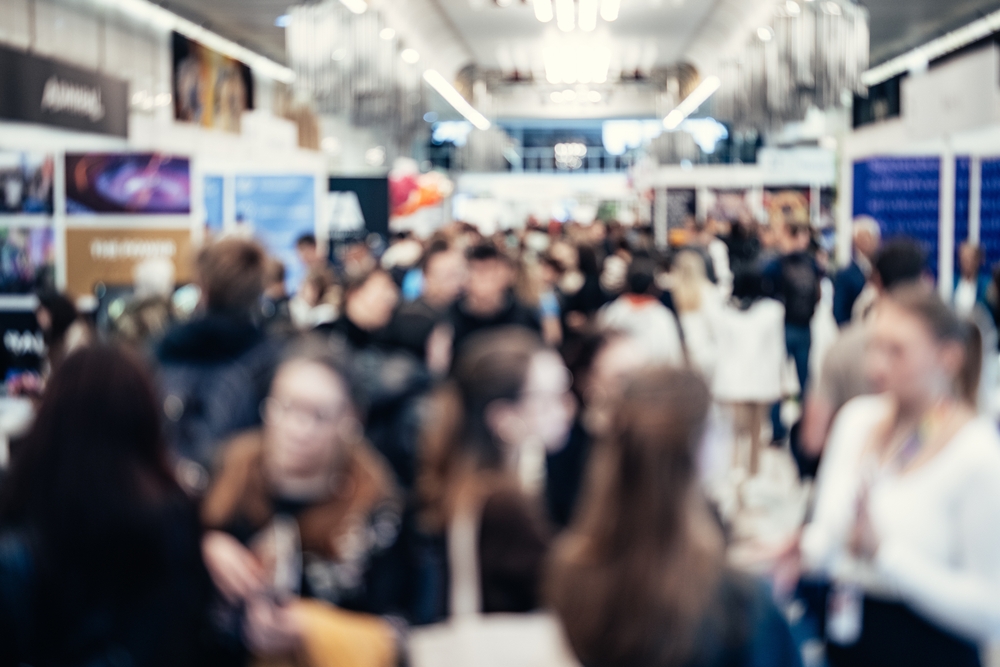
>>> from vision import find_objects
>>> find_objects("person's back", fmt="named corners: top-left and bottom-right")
top-left (713, 297), bottom-right (786, 404)
top-left (599, 259), bottom-right (684, 366)
top-left (155, 238), bottom-right (277, 482)
top-left (0, 345), bottom-right (211, 667)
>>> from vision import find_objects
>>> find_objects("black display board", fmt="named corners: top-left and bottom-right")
top-left (0, 44), bottom-right (129, 137)
top-left (329, 177), bottom-right (390, 238)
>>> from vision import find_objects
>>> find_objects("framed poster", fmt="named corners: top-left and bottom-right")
top-left (65, 153), bottom-right (191, 215)
top-left (0, 152), bottom-right (54, 215)
top-left (0, 226), bottom-right (55, 293)
top-left (173, 32), bottom-right (254, 133)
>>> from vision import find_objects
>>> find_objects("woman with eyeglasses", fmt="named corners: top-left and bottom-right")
top-left (200, 336), bottom-right (402, 657)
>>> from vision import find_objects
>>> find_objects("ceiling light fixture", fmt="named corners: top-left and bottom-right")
top-left (600, 0), bottom-right (620, 22)
top-left (339, 0), bottom-right (368, 14)
top-left (663, 75), bottom-right (721, 130)
top-left (543, 44), bottom-right (610, 84)
top-left (401, 48), bottom-right (420, 64)
top-left (757, 26), bottom-right (774, 42)
top-left (379, 28), bottom-right (395, 40)
top-left (556, 0), bottom-right (575, 31)
top-left (534, 0), bottom-right (554, 22)
top-left (588, 90), bottom-right (602, 102)
top-left (578, 0), bottom-right (598, 31)
top-left (274, 14), bottom-right (292, 27)
top-left (423, 69), bottom-right (491, 131)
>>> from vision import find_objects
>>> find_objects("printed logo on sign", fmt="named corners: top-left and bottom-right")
top-left (90, 239), bottom-right (176, 261)
top-left (4, 331), bottom-right (45, 357)
top-left (40, 76), bottom-right (106, 122)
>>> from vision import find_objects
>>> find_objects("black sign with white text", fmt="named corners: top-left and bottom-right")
top-left (0, 44), bottom-right (129, 137)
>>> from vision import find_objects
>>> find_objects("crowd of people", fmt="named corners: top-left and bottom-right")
top-left (2, 209), bottom-right (1000, 667)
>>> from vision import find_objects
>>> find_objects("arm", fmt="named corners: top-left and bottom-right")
top-left (877, 458), bottom-right (1000, 642)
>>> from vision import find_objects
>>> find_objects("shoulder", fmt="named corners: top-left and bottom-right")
top-left (201, 430), bottom-right (266, 527)
top-left (947, 418), bottom-right (1000, 474)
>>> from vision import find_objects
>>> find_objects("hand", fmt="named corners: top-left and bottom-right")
top-left (849, 503), bottom-right (880, 560)
top-left (771, 534), bottom-right (803, 601)
top-left (202, 530), bottom-right (265, 603)
top-left (244, 597), bottom-right (303, 656)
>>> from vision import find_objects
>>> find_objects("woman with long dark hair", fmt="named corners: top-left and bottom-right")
top-left (0, 345), bottom-right (211, 666)
top-left (547, 367), bottom-right (799, 667)
top-left (419, 326), bottom-right (575, 621)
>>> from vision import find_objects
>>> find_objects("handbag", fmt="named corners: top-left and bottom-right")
top-left (408, 504), bottom-right (580, 667)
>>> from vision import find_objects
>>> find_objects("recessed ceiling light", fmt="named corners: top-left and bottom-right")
top-left (534, 0), bottom-right (554, 22)
top-left (757, 26), bottom-right (774, 41)
top-left (550, 91), bottom-right (564, 103)
top-left (588, 90), bottom-right (602, 102)
top-left (380, 28), bottom-right (396, 40)
top-left (401, 48), bottom-right (420, 64)
top-left (600, 0), bottom-right (620, 22)
top-left (339, 0), bottom-right (367, 14)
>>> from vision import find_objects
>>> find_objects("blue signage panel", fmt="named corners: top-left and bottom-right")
top-left (979, 159), bottom-right (1000, 271)
top-left (203, 175), bottom-right (224, 232)
top-left (853, 157), bottom-right (940, 274)
top-left (235, 175), bottom-right (315, 294)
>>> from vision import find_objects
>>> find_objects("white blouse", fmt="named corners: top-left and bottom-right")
top-left (711, 299), bottom-right (786, 403)
top-left (802, 395), bottom-right (1000, 642)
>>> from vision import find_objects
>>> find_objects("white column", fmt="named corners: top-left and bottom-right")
top-left (939, 149), bottom-right (956, 301)
top-left (837, 154), bottom-right (854, 268)
top-left (969, 155), bottom-right (982, 246)
top-left (654, 187), bottom-right (667, 250)
top-left (810, 183), bottom-right (821, 228)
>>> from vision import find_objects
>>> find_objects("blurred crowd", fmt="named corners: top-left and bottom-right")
top-left (2, 210), bottom-right (1000, 667)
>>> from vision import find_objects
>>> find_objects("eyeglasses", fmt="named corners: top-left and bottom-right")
top-left (262, 396), bottom-right (345, 429)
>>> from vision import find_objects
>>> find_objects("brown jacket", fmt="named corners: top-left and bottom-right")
top-left (202, 430), bottom-right (399, 561)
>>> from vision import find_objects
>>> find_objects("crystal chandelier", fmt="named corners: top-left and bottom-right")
top-left (285, 0), bottom-right (424, 143)
top-left (712, 0), bottom-right (869, 131)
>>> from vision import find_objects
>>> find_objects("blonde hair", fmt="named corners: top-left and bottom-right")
top-left (670, 250), bottom-right (708, 314)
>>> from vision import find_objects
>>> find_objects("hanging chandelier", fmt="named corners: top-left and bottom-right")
top-left (711, 0), bottom-right (869, 131)
top-left (495, 0), bottom-right (620, 32)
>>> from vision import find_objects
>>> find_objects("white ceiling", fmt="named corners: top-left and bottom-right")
top-left (435, 0), bottom-right (722, 76)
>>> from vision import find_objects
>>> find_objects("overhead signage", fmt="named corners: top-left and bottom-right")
top-left (0, 44), bottom-right (129, 137)
top-left (65, 227), bottom-right (195, 298)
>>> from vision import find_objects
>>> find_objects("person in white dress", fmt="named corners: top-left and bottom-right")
top-left (712, 270), bottom-right (786, 477)
top-left (796, 283), bottom-right (1000, 667)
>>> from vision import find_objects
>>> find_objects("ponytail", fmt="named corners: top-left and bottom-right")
top-left (958, 319), bottom-right (983, 408)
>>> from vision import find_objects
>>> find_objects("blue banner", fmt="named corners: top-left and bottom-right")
top-left (204, 175), bottom-right (224, 232)
top-left (235, 175), bottom-right (315, 294)
top-left (853, 157), bottom-right (940, 274)
top-left (979, 159), bottom-right (1000, 271)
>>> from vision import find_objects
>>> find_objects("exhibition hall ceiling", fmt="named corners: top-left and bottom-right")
top-left (159, 0), bottom-right (1000, 74)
